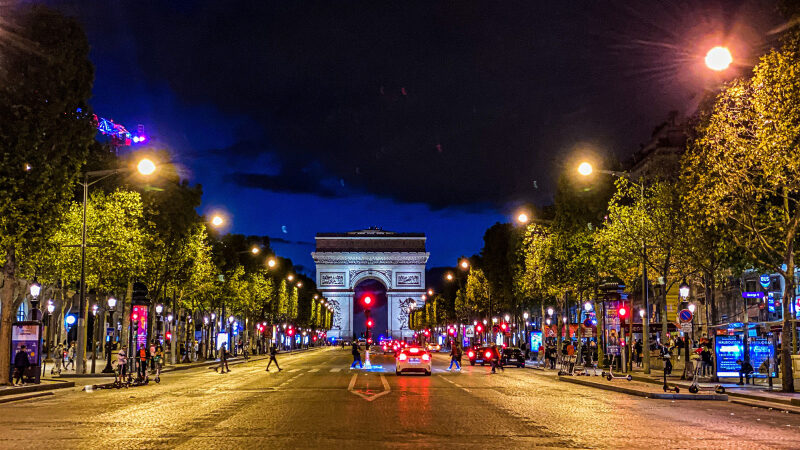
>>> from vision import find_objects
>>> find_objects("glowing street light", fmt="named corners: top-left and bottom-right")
top-left (679, 281), bottom-right (690, 299)
top-left (705, 46), bottom-right (732, 71)
top-left (287, 274), bottom-right (294, 281)
top-left (504, 314), bottom-right (510, 322)
top-left (296, 282), bottom-right (303, 288)
top-left (267, 258), bottom-right (277, 268)
top-left (584, 302), bottom-right (592, 311)
top-left (427, 289), bottom-right (434, 296)
top-left (445, 273), bottom-right (454, 281)
top-left (211, 215), bottom-right (224, 227)
top-left (137, 158), bottom-right (157, 176)
top-left (459, 259), bottom-right (470, 270)
top-left (251, 247), bottom-right (260, 254)
top-left (577, 161), bottom-right (593, 176)
top-left (688, 303), bottom-right (696, 313)
top-left (516, 212), bottom-right (529, 224)
top-left (547, 307), bottom-right (554, 316)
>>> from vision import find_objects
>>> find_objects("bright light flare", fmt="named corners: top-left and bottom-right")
top-left (705, 46), bottom-right (732, 71)
top-left (517, 212), bottom-right (529, 224)
top-left (577, 162), bottom-right (593, 176)
top-left (137, 158), bottom-right (156, 176)
top-left (211, 215), bottom-right (224, 227)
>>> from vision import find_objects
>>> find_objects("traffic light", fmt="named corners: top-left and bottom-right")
top-left (362, 295), bottom-right (373, 307)
top-left (165, 331), bottom-right (172, 342)
top-left (476, 324), bottom-right (483, 333)
top-left (366, 318), bottom-right (374, 328)
top-left (500, 323), bottom-right (508, 332)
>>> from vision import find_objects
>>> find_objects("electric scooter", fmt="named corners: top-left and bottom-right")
top-left (661, 354), bottom-right (680, 393)
top-left (601, 354), bottom-right (633, 381)
top-left (687, 352), bottom-right (725, 394)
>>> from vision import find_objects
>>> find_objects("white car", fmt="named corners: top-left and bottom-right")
top-left (396, 346), bottom-right (432, 376)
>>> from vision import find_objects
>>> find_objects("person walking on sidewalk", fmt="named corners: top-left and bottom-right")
top-left (138, 345), bottom-right (149, 379)
top-left (448, 341), bottom-right (462, 371)
top-left (116, 346), bottom-right (128, 380)
top-left (51, 343), bottom-right (64, 375)
top-left (13, 345), bottom-right (30, 385)
top-left (350, 342), bottom-right (363, 369)
top-left (266, 343), bottom-right (282, 372)
top-left (64, 342), bottom-right (76, 370)
top-left (215, 343), bottom-right (230, 373)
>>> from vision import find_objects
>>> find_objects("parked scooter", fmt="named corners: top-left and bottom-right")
top-left (601, 354), bottom-right (632, 381)
top-left (687, 351), bottom-right (725, 394)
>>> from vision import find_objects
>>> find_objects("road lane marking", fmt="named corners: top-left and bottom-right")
top-left (288, 368), bottom-right (301, 373)
top-left (330, 368), bottom-right (342, 372)
top-left (308, 368), bottom-right (319, 372)
top-left (347, 373), bottom-right (391, 402)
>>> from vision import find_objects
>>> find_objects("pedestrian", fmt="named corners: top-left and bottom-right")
top-left (64, 342), bottom-right (76, 370)
top-left (634, 340), bottom-right (643, 367)
top-left (737, 359), bottom-right (754, 385)
top-left (138, 345), bottom-right (149, 379)
top-left (116, 346), bottom-right (128, 379)
top-left (12, 345), bottom-right (30, 386)
top-left (489, 344), bottom-right (504, 374)
top-left (215, 343), bottom-right (230, 373)
top-left (150, 341), bottom-right (157, 370)
top-left (448, 341), bottom-right (462, 371)
top-left (350, 342), bottom-right (363, 369)
top-left (700, 345), bottom-right (712, 376)
top-left (266, 343), bottom-right (282, 372)
top-left (51, 343), bottom-right (64, 375)
top-left (659, 341), bottom-right (673, 376)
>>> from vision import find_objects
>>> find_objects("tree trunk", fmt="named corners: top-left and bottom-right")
top-left (781, 253), bottom-right (795, 392)
top-left (0, 246), bottom-right (18, 386)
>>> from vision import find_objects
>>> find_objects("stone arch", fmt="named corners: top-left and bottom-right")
top-left (348, 270), bottom-right (392, 290)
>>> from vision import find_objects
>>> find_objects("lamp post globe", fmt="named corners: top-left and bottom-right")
top-left (136, 158), bottom-right (157, 175)
top-left (705, 46), bottom-right (732, 71)
top-left (547, 307), bottom-right (554, 316)
top-left (577, 162), bottom-right (593, 176)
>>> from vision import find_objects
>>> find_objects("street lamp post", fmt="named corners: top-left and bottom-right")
top-left (102, 297), bottom-right (117, 373)
top-left (71, 159), bottom-right (156, 374)
top-left (579, 162), bottom-right (652, 374)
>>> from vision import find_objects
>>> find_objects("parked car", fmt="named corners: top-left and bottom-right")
top-left (500, 347), bottom-right (526, 368)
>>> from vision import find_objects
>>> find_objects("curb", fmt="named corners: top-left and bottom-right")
top-left (53, 346), bottom-right (327, 378)
top-left (0, 380), bottom-right (75, 397)
top-left (0, 391), bottom-right (55, 404)
top-left (557, 375), bottom-right (728, 400)
top-left (729, 397), bottom-right (800, 414)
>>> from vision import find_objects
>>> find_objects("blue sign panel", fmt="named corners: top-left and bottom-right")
top-left (716, 335), bottom-right (743, 377)
top-left (749, 338), bottom-right (775, 377)
top-left (530, 332), bottom-right (542, 352)
top-left (678, 309), bottom-right (693, 322)
top-left (742, 292), bottom-right (765, 299)
top-left (760, 274), bottom-right (771, 289)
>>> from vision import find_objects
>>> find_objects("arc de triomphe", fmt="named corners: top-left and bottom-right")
top-left (312, 228), bottom-right (429, 341)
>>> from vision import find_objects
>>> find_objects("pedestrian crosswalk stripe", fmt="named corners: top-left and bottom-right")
top-left (308, 368), bottom-right (319, 372)
top-left (330, 368), bottom-right (342, 372)
top-left (288, 368), bottom-right (301, 372)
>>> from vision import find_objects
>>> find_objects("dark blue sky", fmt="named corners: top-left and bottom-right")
top-left (50, 1), bottom-right (782, 273)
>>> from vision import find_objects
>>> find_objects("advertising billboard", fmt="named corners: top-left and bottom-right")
top-left (131, 305), bottom-right (148, 351)
top-left (716, 335), bottom-right (743, 377)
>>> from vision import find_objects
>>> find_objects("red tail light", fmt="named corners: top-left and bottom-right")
top-left (468, 351), bottom-right (475, 358)
top-left (398, 353), bottom-right (408, 361)
top-left (485, 351), bottom-right (492, 359)
top-left (422, 353), bottom-right (431, 361)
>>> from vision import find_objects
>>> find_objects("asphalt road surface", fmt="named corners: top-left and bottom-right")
top-left (2, 347), bottom-right (800, 449)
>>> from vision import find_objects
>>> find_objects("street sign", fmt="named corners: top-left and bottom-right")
top-left (678, 309), bottom-right (693, 323)
top-left (583, 318), bottom-right (594, 327)
top-left (681, 322), bottom-right (692, 333)
top-left (465, 325), bottom-right (475, 338)
top-left (742, 292), bottom-right (765, 299)
top-left (760, 274), bottom-right (771, 289)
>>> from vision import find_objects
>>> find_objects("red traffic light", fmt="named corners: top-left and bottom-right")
top-left (165, 331), bottom-right (171, 341)
top-left (500, 323), bottom-right (508, 332)
top-left (619, 306), bottom-right (628, 318)
top-left (476, 324), bottom-right (483, 332)
top-left (287, 328), bottom-right (295, 336)
top-left (362, 295), bottom-right (373, 306)
top-left (366, 318), bottom-right (374, 328)
top-left (424, 329), bottom-right (430, 336)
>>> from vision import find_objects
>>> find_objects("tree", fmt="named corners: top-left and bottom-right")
top-left (684, 32), bottom-right (800, 391)
top-left (0, 6), bottom-right (95, 384)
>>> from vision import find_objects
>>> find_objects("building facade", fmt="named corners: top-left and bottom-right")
top-left (312, 228), bottom-right (429, 341)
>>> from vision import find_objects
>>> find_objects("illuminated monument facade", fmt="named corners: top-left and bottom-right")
top-left (312, 228), bottom-right (429, 341)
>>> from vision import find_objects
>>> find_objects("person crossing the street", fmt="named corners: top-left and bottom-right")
top-left (350, 341), bottom-right (363, 369)
top-left (448, 340), bottom-right (462, 371)
top-left (489, 344), bottom-right (504, 374)
top-left (266, 343), bottom-right (282, 372)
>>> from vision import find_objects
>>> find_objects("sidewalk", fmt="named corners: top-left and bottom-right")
top-left (51, 345), bottom-right (326, 378)
top-left (529, 357), bottom-right (800, 412)
top-left (0, 378), bottom-right (75, 404)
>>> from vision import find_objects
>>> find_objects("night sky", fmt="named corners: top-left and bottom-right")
top-left (49, 0), bottom-right (783, 274)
